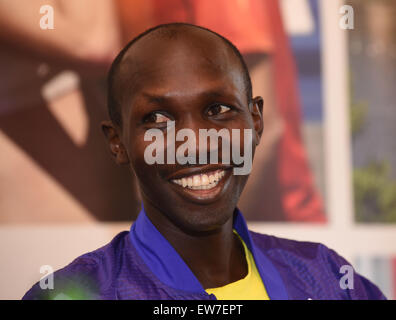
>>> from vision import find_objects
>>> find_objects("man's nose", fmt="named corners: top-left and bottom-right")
top-left (174, 115), bottom-right (211, 162)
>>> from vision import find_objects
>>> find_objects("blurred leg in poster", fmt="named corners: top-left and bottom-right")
top-left (0, 0), bottom-right (141, 223)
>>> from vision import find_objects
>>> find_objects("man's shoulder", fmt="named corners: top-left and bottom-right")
top-left (248, 230), bottom-right (340, 268)
top-left (249, 229), bottom-right (353, 277)
top-left (22, 231), bottom-right (130, 300)
top-left (249, 230), bottom-right (386, 300)
top-left (249, 230), bottom-right (323, 256)
top-left (249, 230), bottom-right (332, 273)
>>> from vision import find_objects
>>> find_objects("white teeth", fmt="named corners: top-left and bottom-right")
top-left (171, 170), bottom-right (226, 190)
top-left (193, 175), bottom-right (201, 187)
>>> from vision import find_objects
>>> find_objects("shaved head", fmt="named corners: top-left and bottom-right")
top-left (107, 23), bottom-right (252, 128)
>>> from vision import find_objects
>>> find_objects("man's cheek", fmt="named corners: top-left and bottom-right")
top-left (128, 142), bottom-right (153, 175)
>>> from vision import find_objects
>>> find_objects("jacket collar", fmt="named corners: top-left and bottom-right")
top-left (129, 205), bottom-right (289, 299)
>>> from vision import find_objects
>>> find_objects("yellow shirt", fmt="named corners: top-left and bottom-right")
top-left (205, 230), bottom-right (270, 300)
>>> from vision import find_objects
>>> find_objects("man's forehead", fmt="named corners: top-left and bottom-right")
top-left (122, 25), bottom-right (234, 66)
top-left (116, 27), bottom-right (243, 102)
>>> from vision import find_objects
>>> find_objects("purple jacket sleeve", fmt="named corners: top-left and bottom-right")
top-left (319, 244), bottom-right (387, 300)
top-left (22, 260), bottom-right (101, 300)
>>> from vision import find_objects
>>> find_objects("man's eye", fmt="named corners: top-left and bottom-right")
top-left (144, 112), bottom-right (171, 124)
top-left (207, 104), bottom-right (231, 116)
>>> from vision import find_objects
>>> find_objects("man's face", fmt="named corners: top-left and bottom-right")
top-left (108, 30), bottom-right (263, 233)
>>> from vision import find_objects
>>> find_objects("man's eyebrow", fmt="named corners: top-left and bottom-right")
top-left (199, 87), bottom-right (246, 107)
top-left (141, 92), bottom-right (167, 104)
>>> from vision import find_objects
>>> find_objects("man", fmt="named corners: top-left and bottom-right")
top-left (23, 23), bottom-right (385, 300)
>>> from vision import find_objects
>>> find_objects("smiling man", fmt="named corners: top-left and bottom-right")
top-left (23, 23), bottom-right (385, 300)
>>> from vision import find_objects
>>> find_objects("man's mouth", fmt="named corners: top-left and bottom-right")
top-left (166, 165), bottom-right (233, 203)
top-left (170, 169), bottom-right (226, 190)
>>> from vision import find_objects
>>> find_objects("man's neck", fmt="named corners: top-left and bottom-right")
top-left (142, 200), bottom-right (248, 289)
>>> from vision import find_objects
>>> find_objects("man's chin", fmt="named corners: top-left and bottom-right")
top-left (170, 206), bottom-right (234, 235)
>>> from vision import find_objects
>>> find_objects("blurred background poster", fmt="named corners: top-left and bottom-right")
top-left (0, 0), bottom-right (327, 223)
top-left (348, 0), bottom-right (396, 224)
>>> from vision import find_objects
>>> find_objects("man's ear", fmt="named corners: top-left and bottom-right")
top-left (250, 96), bottom-right (264, 145)
top-left (101, 121), bottom-right (129, 165)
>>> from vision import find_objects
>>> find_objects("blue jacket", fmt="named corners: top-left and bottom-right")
top-left (23, 208), bottom-right (386, 300)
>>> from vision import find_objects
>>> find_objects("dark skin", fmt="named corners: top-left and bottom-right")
top-left (102, 27), bottom-right (264, 289)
